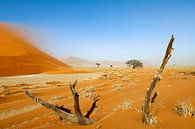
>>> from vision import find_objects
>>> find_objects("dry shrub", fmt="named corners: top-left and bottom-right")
top-left (120, 100), bottom-right (132, 110)
top-left (51, 96), bottom-right (65, 102)
top-left (174, 102), bottom-right (195, 117)
top-left (2, 85), bottom-right (9, 95)
top-left (171, 72), bottom-right (195, 80)
top-left (80, 85), bottom-right (98, 100)
top-left (144, 114), bottom-right (158, 125)
top-left (112, 84), bottom-right (123, 91)
top-left (122, 76), bottom-right (129, 81)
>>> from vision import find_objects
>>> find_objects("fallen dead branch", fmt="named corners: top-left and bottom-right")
top-left (142, 35), bottom-right (175, 124)
top-left (25, 80), bottom-right (99, 125)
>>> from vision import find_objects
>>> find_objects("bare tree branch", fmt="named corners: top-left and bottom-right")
top-left (25, 91), bottom-right (78, 123)
top-left (25, 80), bottom-right (98, 125)
top-left (85, 99), bottom-right (99, 118)
top-left (69, 80), bottom-right (82, 116)
top-left (142, 35), bottom-right (175, 124)
top-left (151, 92), bottom-right (158, 103)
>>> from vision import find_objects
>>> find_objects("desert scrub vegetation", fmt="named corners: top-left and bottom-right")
top-left (50, 96), bottom-right (66, 102)
top-left (1, 85), bottom-right (9, 96)
top-left (112, 83), bottom-right (124, 91)
top-left (80, 85), bottom-right (98, 100)
top-left (170, 71), bottom-right (195, 80)
top-left (122, 76), bottom-right (129, 81)
top-left (143, 114), bottom-right (158, 125)
top-left (174, 102), bottom-right (195, 117)
top-left (120, 99), bottom-right (132, 110)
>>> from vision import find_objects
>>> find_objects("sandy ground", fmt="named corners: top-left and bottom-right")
top-left (0, 72), bottom-right (102, 85)
top-left (0, 67), bottom-right (195, 129)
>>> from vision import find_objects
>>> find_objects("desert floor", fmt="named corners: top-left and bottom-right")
top-left (0, 67), bottom-right (195, 129)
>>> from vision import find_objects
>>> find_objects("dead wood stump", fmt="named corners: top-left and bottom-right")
top-left (25, 80), bottom-right (99, 125)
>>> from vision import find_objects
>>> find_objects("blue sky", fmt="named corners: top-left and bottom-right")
top-left (0, 0), bottom-right (195, 66)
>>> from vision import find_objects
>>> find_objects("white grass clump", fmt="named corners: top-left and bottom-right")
top-left (121, 100), bottom-right (132, 110)
top-left (80, 85), bottom-right (95, 93)
top-left (145, 115), bottom-right (158, 125)
top-left (80, 85), bottom-right (97, 100)
top-left (112, 84), bottom-right (123, 91)
top-left (174, 102), bottom-right (195, 117)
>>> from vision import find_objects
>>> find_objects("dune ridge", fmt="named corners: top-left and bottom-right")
top-left (0, 23), bottom-right (70, 77)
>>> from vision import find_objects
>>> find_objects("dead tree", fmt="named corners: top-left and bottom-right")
top-left (25, 80), bottom-right (99, 125)
top-left (142, 35), bottom-right (175, 124)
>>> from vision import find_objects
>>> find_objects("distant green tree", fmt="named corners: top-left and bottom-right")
top-left (96, 63), bottom-right (100, 68)
top-left (126, 59), bottom-right (143, 69)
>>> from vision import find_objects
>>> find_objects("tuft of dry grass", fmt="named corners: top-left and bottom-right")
top-left (80, 85), bottom-right (95, 93)
top-left (120, 100), bottom-right (132, 110)
top-left (122, 76), bottom-right (129, 81)
top-left (112, 84), bottom-right (124, 91)
top-left (80, 85), bottom-right (98, 100)
top-left (174, 102), bottom-right (195, 117)
top-left (50, 96), bottom-right (65, 102)
top-left (144, 115), bottom-right (158, 125)
top-left (2, 85), bottom-right (9, 96)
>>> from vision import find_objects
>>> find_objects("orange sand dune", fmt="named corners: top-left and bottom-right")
top-left (0, 23), bottom-right (70, 77)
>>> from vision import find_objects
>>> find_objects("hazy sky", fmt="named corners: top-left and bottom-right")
top-left (0, 0), bottom-right (195, 66)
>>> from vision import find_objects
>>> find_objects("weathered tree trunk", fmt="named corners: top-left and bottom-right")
top-left (142, 35), bottom-right (175, 124)
top-left (25, 80), bottom-right (98, 125)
